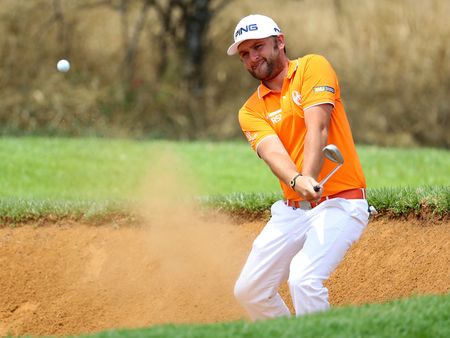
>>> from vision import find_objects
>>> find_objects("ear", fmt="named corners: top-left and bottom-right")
top-left (276, 34), bottom-right (286, 51)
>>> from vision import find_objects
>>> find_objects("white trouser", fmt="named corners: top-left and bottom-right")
top-left (234, 198), bottom-right (369, 320)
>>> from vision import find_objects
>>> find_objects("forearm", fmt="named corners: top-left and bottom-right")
top-left (262, 151), bottom-right (299, 186)
top-left (263, 125), bottom-right (328, 185)
top-left (302, 104), bottom-right (332, 179)
top-left (302, 125), bottom-right (328, 179)
top-left (261, 143), bottom-right (320, 200)
top-left (258, 137), bottom-right (319, 200)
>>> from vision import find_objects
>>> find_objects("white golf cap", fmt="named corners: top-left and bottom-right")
top-left (227, 14), bottom-right (282, 55)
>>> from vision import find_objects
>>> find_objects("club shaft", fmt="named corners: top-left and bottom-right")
top-left (313, 163), bottom-right (342, 192)
top-left (318, 164), bottom-right (342, 187)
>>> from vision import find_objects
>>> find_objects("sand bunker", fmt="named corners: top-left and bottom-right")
top-left (0, 216), bottom-right (448, 337)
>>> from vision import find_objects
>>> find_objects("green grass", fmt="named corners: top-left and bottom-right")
top-left (78, 293), bottom-right (449, 338)
top-left (0, 137), bottom-right (152, 200)
top-left (0, 197), bottom-right (127, 223)
top-left (0, 137), bottom-right (448, 221)
top-left (359, 145), bottom-right (450, 188)
top-left (205, 186), bottom-right (450, 218)
top-left (0, 137), bottom-right (449, 198)
top-left (0, 137), bottom-right (274, 200)
top-left (369, 186), bottom-right (450, 215)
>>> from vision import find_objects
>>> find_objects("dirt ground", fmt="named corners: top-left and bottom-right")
top-left (0, 215), bottom-right (449, 337)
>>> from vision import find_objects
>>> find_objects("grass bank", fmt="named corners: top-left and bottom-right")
top-left (82, 294), bottom-right (449, 338)
top-left (206, 186), bottom-right (450, 220)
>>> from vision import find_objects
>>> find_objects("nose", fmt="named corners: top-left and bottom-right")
top-left (249, 49), bottom-right (260, 63)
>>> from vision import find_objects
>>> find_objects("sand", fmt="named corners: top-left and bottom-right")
top-left (0, 215), bottom-right (448, 337)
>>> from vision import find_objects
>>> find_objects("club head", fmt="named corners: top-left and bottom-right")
top-left (322, 144), bottom-right (344, 164)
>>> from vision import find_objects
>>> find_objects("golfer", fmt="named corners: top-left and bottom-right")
top-left (227, 14), bottom-right (369, 319)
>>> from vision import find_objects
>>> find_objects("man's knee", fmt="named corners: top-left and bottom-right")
top-left (234, 276), bottom-right (262, 304)
top-left (234, 277), bottom-right (252, 303)
top-left (288, 275), bottom-right (325, 296)
top-left (288, 275), bottom-right (330, 315)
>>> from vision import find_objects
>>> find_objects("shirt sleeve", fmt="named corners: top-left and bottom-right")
top-left (238, 106), bottom-right (276, 152)
top-left (301, 55), bottom-right (338, 110)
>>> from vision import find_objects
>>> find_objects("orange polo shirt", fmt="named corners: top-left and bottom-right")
top-left (239, 54), bottom-right (366, 201)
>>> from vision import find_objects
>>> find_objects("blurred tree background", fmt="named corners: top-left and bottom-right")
top-left (0, 0), bottom-right (448, 146)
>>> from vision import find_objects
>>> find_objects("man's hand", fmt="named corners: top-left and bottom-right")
top-left (292, 175), bottom-right (322, 202)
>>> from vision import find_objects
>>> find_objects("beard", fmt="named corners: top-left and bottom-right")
top-left (247, 43), bottom-right (284, 82)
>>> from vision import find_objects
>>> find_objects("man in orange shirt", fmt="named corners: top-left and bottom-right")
top-left (227, 14), bottom-right (370, 319)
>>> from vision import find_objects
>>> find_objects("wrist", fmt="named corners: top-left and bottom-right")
top-left (289, 173), bottom-right (302, 190)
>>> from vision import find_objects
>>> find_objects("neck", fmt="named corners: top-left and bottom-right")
top-left (262, 57), bottom-right (290, 92)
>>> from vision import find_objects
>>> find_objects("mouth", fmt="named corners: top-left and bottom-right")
top-left (252, 60), bottom-right (266, 72)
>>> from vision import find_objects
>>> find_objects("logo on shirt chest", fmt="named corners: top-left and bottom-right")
top-left (292, 90), bottom-right (302, 106)
top-left (267, 109), bottom-right (282, 124)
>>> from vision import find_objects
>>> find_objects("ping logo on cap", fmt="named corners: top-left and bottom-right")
top-left (235, 24), bottom-right (258, 37)
top-left (227, 15), bottom-right (282, 55)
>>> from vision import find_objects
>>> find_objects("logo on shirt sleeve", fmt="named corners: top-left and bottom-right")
top-left (244, 131), bottom-right (258, 142)
top-left (313, 86), bottom-right (335, 94)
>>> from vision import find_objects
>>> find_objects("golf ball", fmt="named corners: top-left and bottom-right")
top-left (57, 59), bottom-right (70, 72)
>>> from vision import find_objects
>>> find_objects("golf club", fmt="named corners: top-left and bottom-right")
top-left (313, 144), bottom-right (344, 192)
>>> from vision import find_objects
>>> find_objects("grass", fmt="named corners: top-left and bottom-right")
top-left (0, 137), bottom-right (449, 198)
top-left (0, 137), bottom-right (272, 200)
top-left (0, 137), bottom-right (448, 221)
top-left (205, 186), bottom-right (450, 218)
top-left (0, 197), bottom-right (126, 224)
top-left (359, 145), bottom-right (450, 188)
top-left (79, 293), bottom-right (449, 338)
top-left (369, 186), bottom-right (450, 216)
top-left (0, 137), bottom-right (152, 200)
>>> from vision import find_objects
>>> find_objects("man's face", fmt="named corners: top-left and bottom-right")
top-left (237, 35), bottom-right (285, 82)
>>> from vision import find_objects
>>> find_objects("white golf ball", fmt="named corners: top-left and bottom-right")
top-left (57, 59), bottom-right (70, 72)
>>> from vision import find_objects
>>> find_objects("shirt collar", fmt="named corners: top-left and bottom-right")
top-left (257, 59), bottom-right (299, 99)
top-left (257, 83), bottom-right (271, 99)
top-left (286, 59), bottom-right (299, 79)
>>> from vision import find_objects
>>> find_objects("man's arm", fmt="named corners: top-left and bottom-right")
top-left (257, 103), bottom-right (332, 201)
top-left (302, 103), bottom-right (332, 179)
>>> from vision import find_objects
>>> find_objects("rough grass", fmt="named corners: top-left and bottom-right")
top-left (0, 197), bottom-right (128, 225)
top-left (204, 186), bottom-right (450, 220)
top-left (1, 186), bottom-right (448, 225)
top-left (369, 186), bottom-right (450, 217)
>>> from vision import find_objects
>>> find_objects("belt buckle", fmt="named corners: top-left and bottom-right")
top-left (299, 201), bottom-right (312, 210)
top-left (286, 200), bottom-right (312, 210)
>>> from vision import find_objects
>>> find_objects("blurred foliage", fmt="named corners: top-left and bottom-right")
top-left (0, 0), bottom-right (448, 146)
